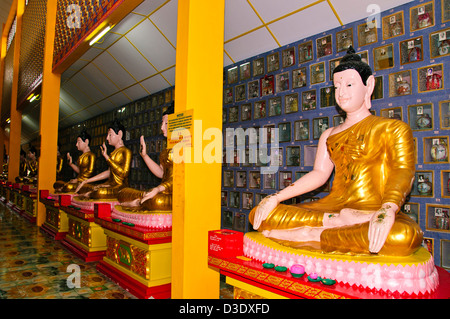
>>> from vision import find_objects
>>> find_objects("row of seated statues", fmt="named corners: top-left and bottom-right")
top-left (50, 47), bottom-right (423, 258)
top-left (53, 103), bottom-right (174, 214)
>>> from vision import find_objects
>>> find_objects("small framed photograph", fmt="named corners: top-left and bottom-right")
top-left (223, 211), bottom-right (233, 228)
top-left (439, 100), bottom-right (450, 130)
top-left (316, 35), bottom-right (332, 58)
top-left (422, 237), bottom-right (434, 256)
top-left (268, 97), bottom-right (282, 117)
top-left (442, 170), bottom-right (450, 198)
top-left (282, 47), bottom-right (295, 68)
top-left (263, 124), bottom-right (276, 144)
top-left (242, 192), bottom-right (254, 210)
top-left (253, 100), bottom-right (266, 119)
top-left (373, 44), bottom-right (394, 71)
top-left (333, 114), bottom-right (345, 127)
top-left (278, 122), bottom-right (291, 143)
top-left (425, 204), bottom-right (450, 231)
top-left (223, 170), bottom-right (234, 187)
top-left (235, 84), bottom-right (246, 102)
top-left (236, 171), bottom-right (247, 188)
top-left (260, 75), bottom-right (274, 96)
top-left (313, 117), bottom-right (329, 140)
top-left (411, 171), bottom-right (434, 197)
top-left (284, 93), bottom-right (298, 114)
top-left (382, 11), bottom-right (404, 40)
top-left (223, 87), bottom-right (233, 104)
top-left (263, 172), bottom-right (276, 189)
top-left (254, 193), bottom-right (268, 206)
top-left (286, 146), bottom-right (300, 166)
top-left (310, 62), bottom-right (325, 84)
top-left (249, 171), bottom-right (261, 189)
top-left (229, 191), bottom-right (240, 208)
top-left (292, 67), bottom-right (307, 88)
top-left (227, 66), bottom-right (238, 85)
top-left (294, 120), bottom-right (309, 141)
top-left (252, 57), bottom-right (265, 77)
top-left (402, 202), bottom-right (420, 224)
top-left (233, 212), bottom-right (247, 232)
top-left (221, 191), bottom-right (228, 206)
top-left (441, 240), bottom-right (450, 269)
top-left (270, 147), bottom-right (283, 167)
top-left (320, 86), bottom-right (336, 108)
top-left (240, 103), bottom-right (252, 121)
top-left (267, 52), bottom-right (280, 73)
top-left (279, 171), bottom-right (293, 190)
top-left (239, 62), bottom-right (251, 81)
top-left (410, 1), bottom-right (434, 32)
top-left (247, 80), bottom-right (260, 99)
top-left (302, 90), bottom-right (316, 111)
top-left (388, 70), bottom-right (412, 97)
top-left (443, 0), bottom-right (450, 22)
top-left (423, 136), bottom-right (449, 164)
top-left (371, 75), bottom-right (384, 100)
top-left (228, 106), bottom-right (239, 123)
top-left (418, 64), bottom-right (444, 93)
top-left (276, 72), bottom-right (289, 93)
top-left (256, 148), bottom-right (269, 167)
top-left (380, 107), bottom-right (402, 121)
top-left (429, 28), bottom-right (450, 59)
top-left (222, 108), bottom-right (227, 123)
top-left (408, 103), bottom-right (433, 131)
top-left (399, 36), bottom-right (423, 65)
top-left (357, 21), bottom-right (377, 47)
top-left (298, 41), bottom-right (313, 63)
top-left (336, 28), bottom-right (353, 52)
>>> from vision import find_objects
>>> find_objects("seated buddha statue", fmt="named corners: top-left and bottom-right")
top-left (22, 146), bottom-right (38, 185)
top-left (15, 149), bottom-right (28, 183)
top-left (74, 120), bottom-right (132, 200)
top-left (250, 47), bottom-right (423, 256)
top-left (117, 104), bottom-right (174, 212)
top-left (53, 130), bottom-right (96, 193)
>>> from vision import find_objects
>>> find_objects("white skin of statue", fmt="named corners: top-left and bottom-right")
top-left (252, 69), bottom-right (398, 254)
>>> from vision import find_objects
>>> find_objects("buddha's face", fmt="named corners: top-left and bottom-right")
top-left (333, 69), bottom-right (370, 114)
top-left (161, 114), bottom-right (169, 137)
top-left (76, 137), bottom-right (88, 152)
top-left (106, 128), bottom-right (122, 147)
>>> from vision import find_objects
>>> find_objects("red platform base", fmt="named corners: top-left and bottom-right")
top-left (39, 223), bottom-right (67, 240)
top-left (61, 237), bottom-right (105, 263)
top-left (210, 255), bottom-right (450, 299)
top-left (97, 260), bottom-right (171, 299)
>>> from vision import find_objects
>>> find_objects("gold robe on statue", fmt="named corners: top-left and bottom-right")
top-left (118, 148), bottom-right (173, 211)
top-left (78, 146), bottom-right (132, 200)
top-left (249, 115), bottom-right (423, 256)
top-left (53, 151), bottom-right (96, 193)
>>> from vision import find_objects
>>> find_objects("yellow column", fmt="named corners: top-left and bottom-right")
top-left (36, 0), bottom-right (61, 226)
top-left (172, 0), bottom-right (224, 298)
top-left (8, 0), bottom-right (24, 183)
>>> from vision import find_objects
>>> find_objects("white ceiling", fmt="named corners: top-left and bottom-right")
top-left (2, 0), bottom-right (414, 145)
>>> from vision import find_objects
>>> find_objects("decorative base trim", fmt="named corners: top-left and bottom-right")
top-left (243, 232), bottom-right (439, 296)
top-left (111, 206), bottom-right (172, 229)
top-left (61, 237), bottom-right (105, 262)
top-left (97, 260), bottom-right (171, 299)
top-left (40, 223), bottom-right (67, 240)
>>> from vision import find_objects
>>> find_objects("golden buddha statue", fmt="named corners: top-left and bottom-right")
top-left (19, 146), bottom-right (38, 185)
top-left (56, 145), bottom-right (64, 181)
top-left (75, 120), bottom-right (132, 200)
top-left (117, 104), bottom-right (174, 212)
top-left (15, 149), bottom-right (28, 183)
top-left (53, 130), bottom-right (96, 193)
top-left (250, 47), bottom-right (422, 256)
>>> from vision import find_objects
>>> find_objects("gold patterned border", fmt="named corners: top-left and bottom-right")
top-left (208, 256), bottom-right (350, 299)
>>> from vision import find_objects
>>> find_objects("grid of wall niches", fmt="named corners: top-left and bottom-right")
top-left (221, 0), bottom-right (450, 270)
top-left (58, 87), bottom-right (174, 190)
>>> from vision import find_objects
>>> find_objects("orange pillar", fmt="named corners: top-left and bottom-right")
top-left (172, 0), bottom-right (224, 298)
top-left (36, 0), bottom-right (61, 226)
top-left (7, 0), bottom-right (23, 183)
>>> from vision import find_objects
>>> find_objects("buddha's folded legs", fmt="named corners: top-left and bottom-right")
top-left (117, 187), bottom-right (172, 211)
top-left (249, 204), bottom-right (423, 256)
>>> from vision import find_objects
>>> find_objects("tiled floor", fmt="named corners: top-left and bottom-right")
top-left (0, 202), bottom-right (137, 299)
top-left (0, 201), bottom-right (234, 299)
